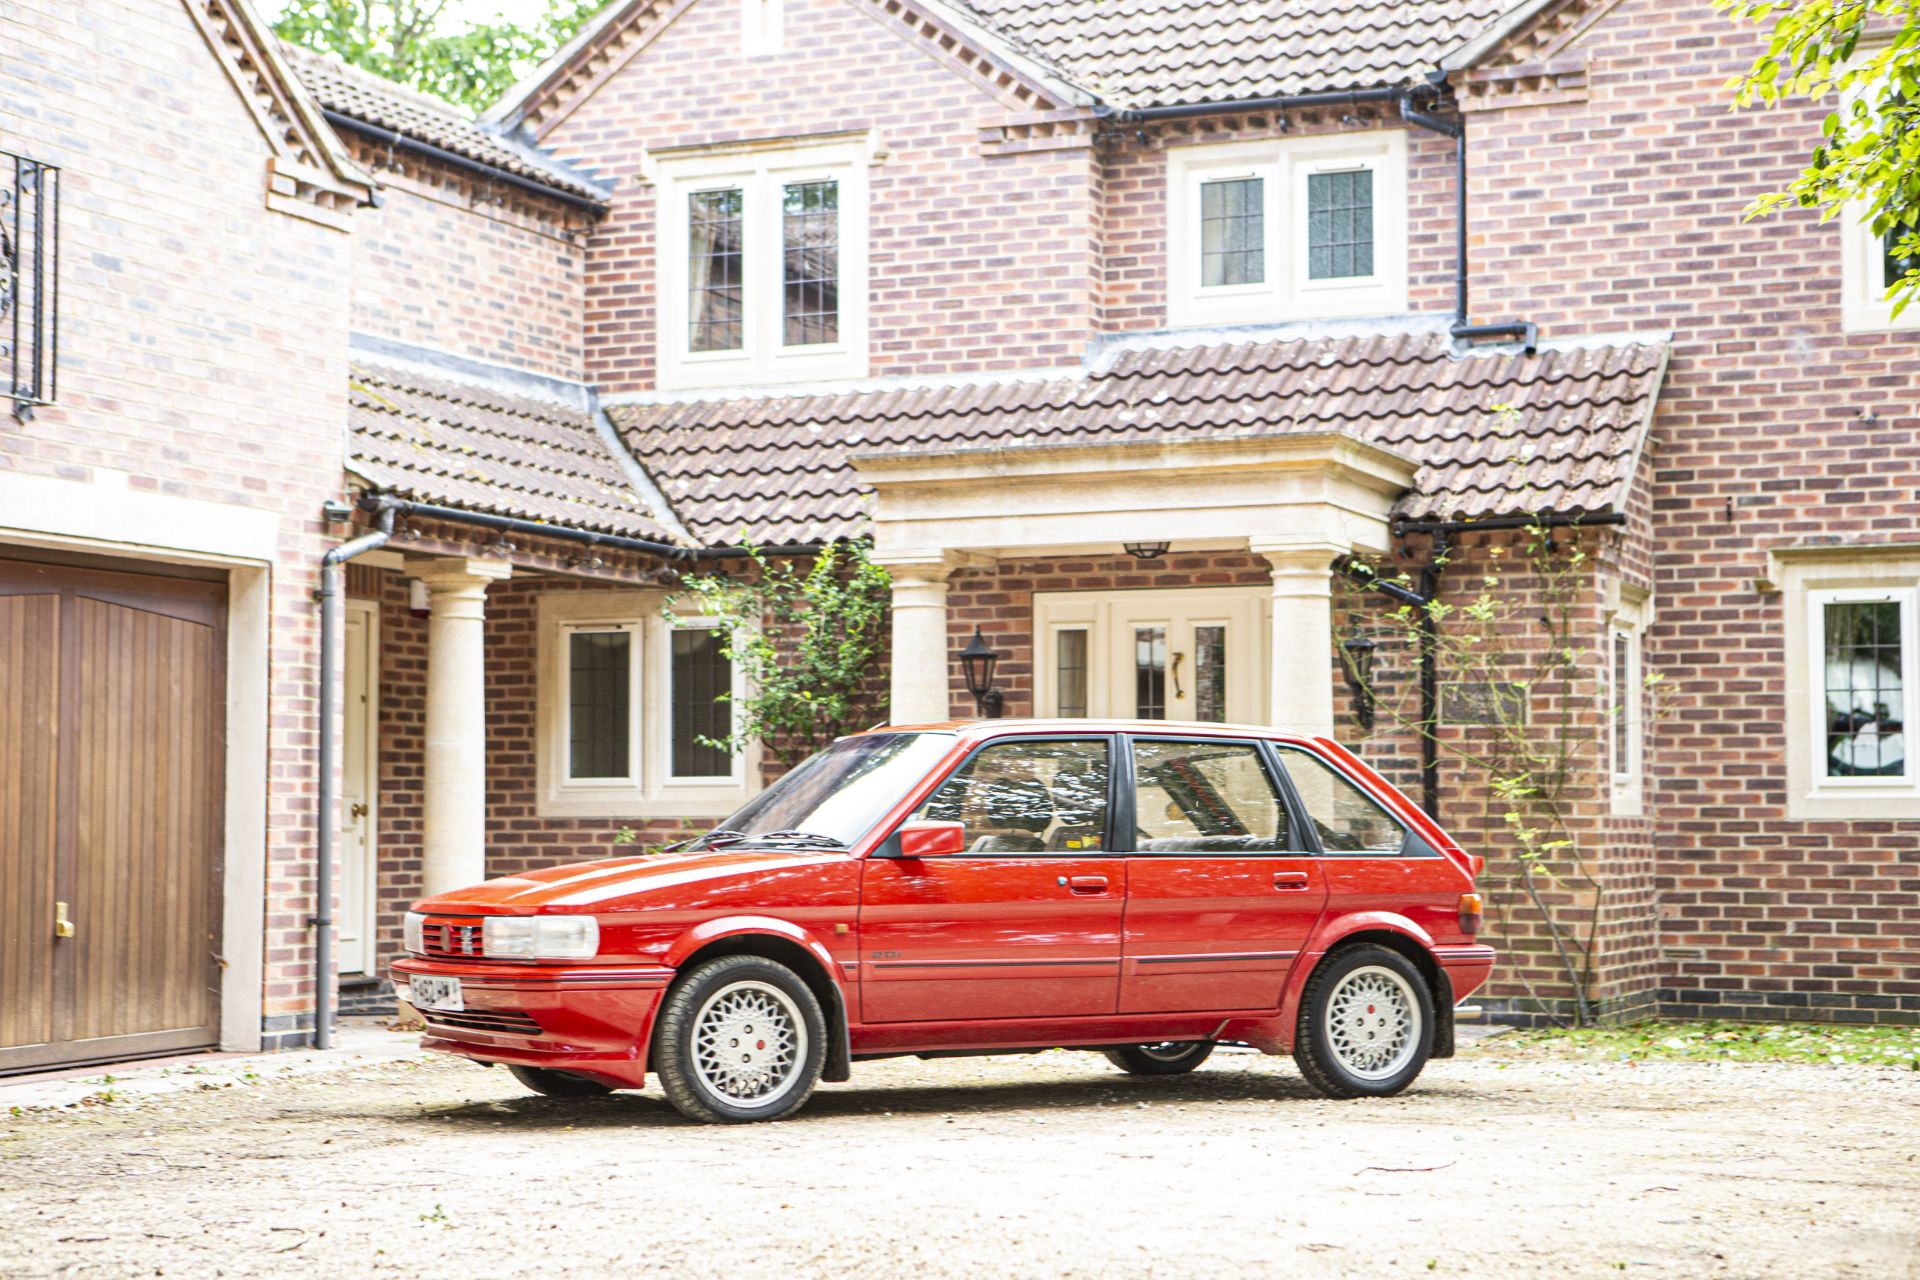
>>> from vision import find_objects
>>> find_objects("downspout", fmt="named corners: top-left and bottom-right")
top-left (313, 501), bottom-right (397, 1050)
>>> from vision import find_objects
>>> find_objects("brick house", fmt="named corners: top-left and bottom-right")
top-left (1, 0), bottom-right (1915, 1073)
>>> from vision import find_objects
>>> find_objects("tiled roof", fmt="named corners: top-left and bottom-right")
top-left (281, 43), bottom-right (608, 201)
top-left (349, 362), bottom-right (679, 542)
top-left (606, 332), bottom-right (1668, 547)
top-left (952, 0), bottom-right (1516, 108)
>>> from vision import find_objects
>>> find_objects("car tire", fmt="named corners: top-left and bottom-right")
top-left (506, 1064), bottom-right (616, 1098)
top-left (1293, 944), bottom-right (1436, 1099)
top-left (1102, 1041), bottom-right (1215, 1075)
top-left (651, 954), bottom-right (827, 1124)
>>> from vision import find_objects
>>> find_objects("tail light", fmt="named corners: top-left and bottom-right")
top-left (1457, 892), bottom-right (1483, 935)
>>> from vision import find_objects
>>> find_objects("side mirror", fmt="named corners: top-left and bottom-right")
top-left (897, 819), bottom-right (965, 857)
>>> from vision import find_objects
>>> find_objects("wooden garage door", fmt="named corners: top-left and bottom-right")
top-left (0, 557), bottom-right (226, 1074)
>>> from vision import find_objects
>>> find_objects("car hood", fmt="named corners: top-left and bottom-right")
top-left (415, 847), bottom-right (850, 913)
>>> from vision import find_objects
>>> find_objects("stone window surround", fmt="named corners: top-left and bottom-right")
top-left (1771, 542), bottom-right (1920, 820)
top-left (1165, 129), bottom-right (1410, 329)
top-left (642, 132), bottom-right (876, 392)
top-left (535, 590), bottom-right (759, 819)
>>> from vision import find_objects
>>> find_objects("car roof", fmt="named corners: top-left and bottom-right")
top-left (855, 718), bottom-right (1329, 747)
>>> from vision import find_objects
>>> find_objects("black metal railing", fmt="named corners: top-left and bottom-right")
top-left (3, 151), bottom-right (59, 421)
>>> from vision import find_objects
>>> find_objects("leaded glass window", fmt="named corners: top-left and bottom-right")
top-left (1135, 626), bottom-right (1167, 720)
top-left (1200, 177), bottom-right (1264, 287)
top-left (688, 188), bottom-right (745, 352)
top-left (1056, 628), bottom-right (1088, 718)
top-left (568, 630), bottom-right (632, 780)
top-left (1885, 226), bottom-right (1917, 291)
top-left (1307, 169), bottom-right (1374, 280)
top-left (1195, 625), bottom-right (1226, 723)
top-left (671, 628), bottom-right (733, 778)
top-left (782, 180), bottom-right (839, 346)
top-left (1822, 599), bottom-right (1908, 777)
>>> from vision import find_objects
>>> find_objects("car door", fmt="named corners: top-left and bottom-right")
top-left (1118, 735), bottom-right (1329, 1014)
top-left (859, 736), bottom-right (1124, 1023)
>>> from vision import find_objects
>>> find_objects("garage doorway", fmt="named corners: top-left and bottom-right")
top-left (0, 555), bottom-right (226, 1073)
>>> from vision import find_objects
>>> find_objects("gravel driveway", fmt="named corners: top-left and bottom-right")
top-left (2, 1037), bottom-right (1916, 1279)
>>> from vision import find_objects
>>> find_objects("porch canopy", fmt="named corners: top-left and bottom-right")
top-left (607, 324), bottom-right (1670, 735)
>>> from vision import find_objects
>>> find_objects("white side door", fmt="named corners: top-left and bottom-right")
top-left (339, 601), bottom-right (380, 976)
top-left (1034, 587), bottom-right (1269, 724)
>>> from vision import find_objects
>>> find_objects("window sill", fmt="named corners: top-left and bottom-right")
top-left (1787, 787), bottom-right (1920, 822)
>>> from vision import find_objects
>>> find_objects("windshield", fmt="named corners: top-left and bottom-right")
top-left (705, 732), bottom-right (956, 848)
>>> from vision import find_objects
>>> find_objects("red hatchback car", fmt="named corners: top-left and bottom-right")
top-left (394, 721), bottom-right (1493, 1123)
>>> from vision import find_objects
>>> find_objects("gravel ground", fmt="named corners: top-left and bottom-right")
top-left (2, 1037), bottom-right (1916, 1279)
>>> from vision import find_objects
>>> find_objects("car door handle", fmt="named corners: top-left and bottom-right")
top-left (1067, 875), bottom-right (1109, 894)
top-left (1273, 872), bottom-right (1311, 891)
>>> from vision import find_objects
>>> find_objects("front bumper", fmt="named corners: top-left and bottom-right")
top-left (391, 956), bottom-right (673, 1089)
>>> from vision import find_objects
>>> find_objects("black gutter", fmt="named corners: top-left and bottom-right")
top-left (321, 109), bottom-right (610, 215)
top-left (314, 503), bottom-right (397, 1050)
top-left (359, 494), bottom-right (822, 561)
top-left (1095, 86), bottom-right (1405, 125)
top-left (1343, 510), bottom-right (1629, 817)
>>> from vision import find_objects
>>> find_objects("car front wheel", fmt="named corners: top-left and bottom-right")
top-left (1293, 944), bottom-right (1435, 1099)
top-left (651, 954), bottom-right (827, 1124)
top-left (1103, 1041), bottom-right (1215, 1075)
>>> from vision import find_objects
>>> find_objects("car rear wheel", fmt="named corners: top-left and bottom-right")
top-left (506, 1064), bottom-right (615, 1098)
top-left (1293, 944), bottom-right (1434, 1099)
top-left (1103, 1041), bottom-right (1215, 1075)
top-left (651, 954), bottom-right (827, 1124)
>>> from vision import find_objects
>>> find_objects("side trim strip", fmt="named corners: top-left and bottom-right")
top-left (1133, 951), bottom-right (1299, 965)
top-left (870, 959), bottom-right (1121, 971)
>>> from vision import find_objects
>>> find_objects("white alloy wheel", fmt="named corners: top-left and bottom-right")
top-left (691, 979), bottom-right (809, 1107)
top-left (1322, 964), bottom-right (1423, 1081)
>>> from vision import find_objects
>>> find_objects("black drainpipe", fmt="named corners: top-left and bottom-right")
top-left (314, 503), bottom-right (396, 1050)
top-left (1342, 510), bottom-right (1630, 819)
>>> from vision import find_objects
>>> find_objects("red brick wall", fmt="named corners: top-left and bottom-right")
top-left (3, 0), bottom-right (360, 1042)
top-left (544, 0), bottom-right (1100, 391)
top-left (345, 137), bottom-right (591, 379)
top-left (1463, 0), bottom-right (1920, 1024)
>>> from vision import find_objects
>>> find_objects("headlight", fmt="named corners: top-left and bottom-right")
top-left (404, 911), bottom-right (425, 955)
top-left (483, 915), bottom-right (599, 959)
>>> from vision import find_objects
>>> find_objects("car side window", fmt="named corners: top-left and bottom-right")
top-left (1131, 738), bottom-right (1300, 853)
top-left (1275, 747), bottom-right (1407, 854)
top-left (909, 738), bottom-right (1110, 854)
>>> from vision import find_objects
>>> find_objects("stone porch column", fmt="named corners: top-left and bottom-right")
top-left (879, 554), bottom-right (962, 724)
top-left (416, 558), bottom-right (513, 896)
top-left (1253, 542), bottom-right (1342, 739)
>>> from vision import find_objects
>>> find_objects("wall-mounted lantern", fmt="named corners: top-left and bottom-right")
top-left (957, 625), bottom-right (1005, 719)
top-left (1340, 627), bottom-right (1378, 733)
top-left (1123, 541), bottom-right (1171, 561)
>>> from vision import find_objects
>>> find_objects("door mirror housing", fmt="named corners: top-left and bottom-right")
top-left (897, 820), bottom-right (966, 857)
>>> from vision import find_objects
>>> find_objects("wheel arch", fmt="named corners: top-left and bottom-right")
top-left (1284, 921), bottom-right (1455, 1059)
top-left (667, 926), bottom-right (854, 1083)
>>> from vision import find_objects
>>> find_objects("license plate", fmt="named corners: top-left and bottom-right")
top-left (409, 975), bottom-right (463, 1012)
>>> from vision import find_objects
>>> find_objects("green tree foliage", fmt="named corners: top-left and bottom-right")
top-left (274, 0), bottom-right (611, 113)
top-left (1722, 0), bottom-right (1920, 312)
top-left (669, 540), bottom-right (893, 769)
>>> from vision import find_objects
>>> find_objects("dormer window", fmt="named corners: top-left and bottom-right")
top-left (651, 134), bottom-right (870, 391)
top-left (1167, 132), bottom-right (1408, 328)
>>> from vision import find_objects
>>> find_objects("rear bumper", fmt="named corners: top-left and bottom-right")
top-left (391, 956), bottom-right (672, 1090)
top-left (1432, 944), bottom-right (1496, 1003)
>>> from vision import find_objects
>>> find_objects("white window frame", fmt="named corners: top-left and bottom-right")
top-left (1166, 130), bottom-right (1408, 328)
top-left (1774, 546), bottom-right (1920, 819)
top-left (1806, 586), bottom-right (1917, 790)
top-left (537, 592), bottom-right (759, 819)
top-left (649, 133), bottom-right (872, 391)
top-left (1839, 204), bottom-right (1920, 333)
top-left (558, 619), bottom-right (643, 789)
top-left (1604, 591), bottom-right (1648, 816)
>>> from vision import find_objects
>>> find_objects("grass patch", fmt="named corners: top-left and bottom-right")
top-left (1484, 1019), bottom-right (1920, 1068)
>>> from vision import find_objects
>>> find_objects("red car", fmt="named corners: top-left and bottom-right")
top-left (394, 721), bottom-right (1493, 1123)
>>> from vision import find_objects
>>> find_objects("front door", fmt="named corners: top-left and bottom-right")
top-left (0, 556), bottom-right (226, 1074)
top-left (859, 737), bottom-right (1122, 1023)
top-left (1119, 735), bottom-right (1327, 1014)
top-left (1033, 587), bottom-right (1268, 723)
top-left (339, 600), bottom-right (379, 977)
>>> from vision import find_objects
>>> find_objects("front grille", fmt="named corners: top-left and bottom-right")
top-left (420, 917), bottom-right (485, 960)
top-left (424, 1009), bottom-right (544, 1036)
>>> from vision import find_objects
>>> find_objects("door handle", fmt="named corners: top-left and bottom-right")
top-left (1273, 872), bottom-right (1311, 891)
top-left (349, 802), bottom-right (369, 821)
top-left (54, 901), bottom-right (75, 939)
top-left (1067, 875), bottom-right (1110, 894)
